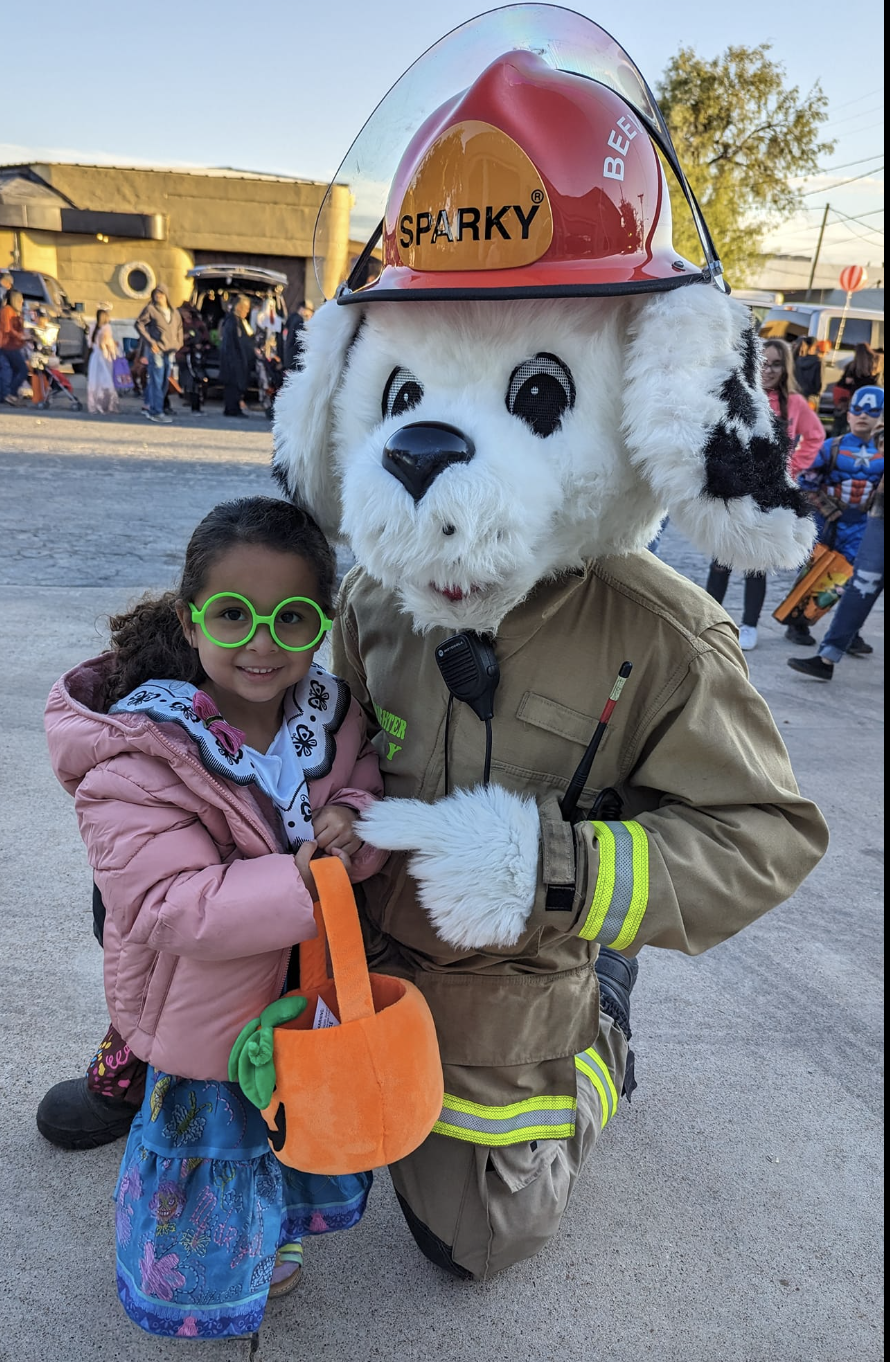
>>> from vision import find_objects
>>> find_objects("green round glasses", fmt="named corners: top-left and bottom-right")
top-left (189, 593), bottom-right (333, 651)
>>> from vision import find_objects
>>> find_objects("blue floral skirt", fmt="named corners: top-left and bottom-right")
top-left (115, 1068), bottom-right (371, 1339)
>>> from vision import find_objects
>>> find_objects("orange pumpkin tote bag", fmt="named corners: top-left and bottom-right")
top-left (228, 856), bottom-right (444, 1175)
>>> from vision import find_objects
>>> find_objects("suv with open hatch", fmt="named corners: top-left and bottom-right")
top-left (186, 264), bottom-right (288, 387)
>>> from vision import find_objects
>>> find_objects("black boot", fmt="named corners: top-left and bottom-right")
top-left (595, 947), bottom-right (638, 1039)
top-left (785, 621), bottom-right (817, 647)
top-left (36, 1077), bottom-right (136, 1150)
top-left (595, 948), bottom-right (639, 1101)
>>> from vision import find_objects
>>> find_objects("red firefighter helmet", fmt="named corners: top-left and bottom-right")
top-left (315, 9), bottom-right (724, 304)
top-left (373, 51), bottom-right (690, 299)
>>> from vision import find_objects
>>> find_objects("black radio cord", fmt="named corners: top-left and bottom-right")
top-left (483, 718), bottom-right (493, 786)
top-left (444, 698), bottom-right (493, 791)
top-left (443, 694), bottom-right (454, 795)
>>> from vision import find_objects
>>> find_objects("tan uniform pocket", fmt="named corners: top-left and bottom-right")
top-left (487, 1138), bottom-right (562, 1192)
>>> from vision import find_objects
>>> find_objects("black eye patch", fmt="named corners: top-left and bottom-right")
top-left (382, 366), bottom-right (424, 419)
top-left (506, 353), bottom-right (576, 437)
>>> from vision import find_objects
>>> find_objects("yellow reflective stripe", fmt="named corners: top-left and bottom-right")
top-left (608, 821), bottom-right (649, 950)
top-left (576, 1046), bottom-right (619, 1121)
top-left (431, 1120), bottom-right (577, 1145)
top-left (439, 1093), bottom-right (576, 1119)
top-left (578, 820), bottom-right (616, 940)
top-left (433, 1092), bottom-right (578, 1145)
top-left (574, 1056), bottom-right (610, 1129)
top-left (578, 820), bottom-right (649, 949)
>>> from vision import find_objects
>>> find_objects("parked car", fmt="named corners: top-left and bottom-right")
top-left (185, 264), bottom-right (288, 389)
top-left (759, 303), bottom-right (884, 427)
top-left (731, 288), bottom-right (785, 328)
top-left (9, 269), bottom-right (90, 370)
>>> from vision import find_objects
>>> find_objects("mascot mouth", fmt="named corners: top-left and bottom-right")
top-left (432, 583), bottom-right (482, 603)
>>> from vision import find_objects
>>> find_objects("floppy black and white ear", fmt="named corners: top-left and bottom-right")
top-left (623, 287), bottom-right (815, 570)
top-left (272, 299), bottom-right (365, 540)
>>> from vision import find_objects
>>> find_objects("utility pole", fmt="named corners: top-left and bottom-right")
top-left (805, 203), bottom-right (830, 300)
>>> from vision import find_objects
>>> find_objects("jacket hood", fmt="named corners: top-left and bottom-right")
top-left (45, 654), bottom-right (211, 796)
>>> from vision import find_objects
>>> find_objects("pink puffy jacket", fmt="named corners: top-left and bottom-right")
top-left (45, 655), bottom-right (386, 1081)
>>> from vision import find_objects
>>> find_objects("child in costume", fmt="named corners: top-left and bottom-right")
top-left (789, 385), bottom-right (884, 646)
top-left (43, 495), bottom-right (386, 1338)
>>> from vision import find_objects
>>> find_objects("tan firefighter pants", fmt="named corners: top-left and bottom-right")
top-left (388, 1012), bottom-right (628, 1280)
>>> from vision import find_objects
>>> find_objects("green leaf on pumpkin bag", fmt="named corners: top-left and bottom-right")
top-left (227, 995), bottom-right (308, 1108)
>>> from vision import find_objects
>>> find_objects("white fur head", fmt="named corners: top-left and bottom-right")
top-left (274, 287), bottom-right (814, 633)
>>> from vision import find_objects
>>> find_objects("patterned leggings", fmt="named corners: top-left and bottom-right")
top-left (87, 1024), bottom-right (148, 1107)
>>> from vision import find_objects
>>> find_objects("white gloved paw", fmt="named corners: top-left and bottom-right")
top-left (357, 785), bottom-right (540, 950)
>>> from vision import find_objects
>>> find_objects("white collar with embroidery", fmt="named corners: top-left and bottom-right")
top-left (109, 665), bottom-right (349, 848)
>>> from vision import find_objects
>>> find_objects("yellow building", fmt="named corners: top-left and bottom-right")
top-left (0, 162), bottom-right (353, 315)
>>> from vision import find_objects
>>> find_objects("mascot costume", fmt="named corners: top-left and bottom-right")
top-left (271, 7), bottom-right (828, 1280)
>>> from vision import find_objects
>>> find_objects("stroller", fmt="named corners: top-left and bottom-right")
top-left (26, 310), bottom-right (83, 411)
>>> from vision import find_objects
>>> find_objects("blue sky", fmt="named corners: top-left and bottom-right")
top-left (1, 0), bottom-right (883, 272)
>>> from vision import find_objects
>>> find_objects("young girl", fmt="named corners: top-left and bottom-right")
top-left (87, 308), bottom-right (119, 414)
top-left (44, 496), bottom-right (387, 1339)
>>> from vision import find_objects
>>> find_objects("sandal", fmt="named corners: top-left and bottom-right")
top-left (268, 1241), bottom-right (303, 1299)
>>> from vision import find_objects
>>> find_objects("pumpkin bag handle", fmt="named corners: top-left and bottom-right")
top-left (303, 856), bottom-right (375, 1025)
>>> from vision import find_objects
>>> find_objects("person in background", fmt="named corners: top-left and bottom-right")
top-left (86, 308), bottom-right (119, 415)
top-left (251, 293), bottom-right (283, 340)
top-left (177, 302), bottom-right (211, 413)
top-left (788, 442), bottom-right (883, 682)
top-left (791, 385), bottom-right (884, 647)
top-left (793, 336), bottom-right (824, 412)
top-left (282, 299), bottom-right (314, 372)
top-left (219, 294), bottom-right (256, 417)
top-left (831, 342), bottom-right (882, 437)
top-left (0, 270), bottom-right (13, 307)
top-left (135, 286), bottom-right (183, 425)
top-left (0, 288), bottom-right (29, 406)
top-left (706, 338), bottom-right (825, 650)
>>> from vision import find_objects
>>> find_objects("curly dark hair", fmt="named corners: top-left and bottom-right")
top-left (102, 496), bottom-right (336, 709)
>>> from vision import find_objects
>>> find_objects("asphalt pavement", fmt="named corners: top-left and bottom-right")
top-left (0, 397), bottom-right (883, 1362)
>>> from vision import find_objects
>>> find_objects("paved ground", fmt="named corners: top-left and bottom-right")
top-left (0, 402), bottom-right (883, 1362)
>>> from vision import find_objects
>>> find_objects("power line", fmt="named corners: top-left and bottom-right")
top-left (824, 103), bottom-right (883, 129)
top-left (828, 85), bottom-right (885, 113)
top-left (818, 152), bottom-right (886, 173)
top-left (803, 165), bottom-right (884, 195)
top-left (833, 208), bottom-right (885, 227)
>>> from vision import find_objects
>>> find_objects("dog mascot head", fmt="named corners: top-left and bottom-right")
top-left (273, 16), bottom-right (813, 635)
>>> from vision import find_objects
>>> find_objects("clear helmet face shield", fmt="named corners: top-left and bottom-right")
top-left (313, 4), bottom-right (726, 303)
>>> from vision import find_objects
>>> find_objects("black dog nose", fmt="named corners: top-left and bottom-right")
top-left (382, 422), bottom-right (475, 502)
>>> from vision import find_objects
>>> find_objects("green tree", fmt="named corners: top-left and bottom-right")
top-left (657, 44), bottom-right (834, 285)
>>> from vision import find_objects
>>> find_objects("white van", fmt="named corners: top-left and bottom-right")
top-left (759, 302), bottom-right (884, 424)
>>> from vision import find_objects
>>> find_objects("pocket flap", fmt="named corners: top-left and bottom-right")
top-left (517, 691), bottom-right (609, 751)
top-left (413, 961), bottom-right (599, 1068)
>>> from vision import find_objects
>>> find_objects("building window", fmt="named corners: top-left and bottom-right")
top-left (118, 260), bottom-right (156, 300)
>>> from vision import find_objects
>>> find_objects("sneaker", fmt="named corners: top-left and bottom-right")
top-left (36, 1076), bottom-right (136, 1150)
top-left (787, 655), bottom-right (834, 681)
top-left (157, 413), bottom-right (173, 424)
top-left (785, 622), bottom-right (817, 647)
top-left (738, 625), bottom-right (758, 651)
top-left (847, 634), bottom-right (873, 657)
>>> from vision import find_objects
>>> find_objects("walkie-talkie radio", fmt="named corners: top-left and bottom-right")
top-left (435, 632), bottom-right (500, 788)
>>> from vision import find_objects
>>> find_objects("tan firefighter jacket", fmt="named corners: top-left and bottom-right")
top-left (331, 554), bottom-right (829, 1146)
